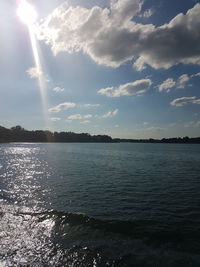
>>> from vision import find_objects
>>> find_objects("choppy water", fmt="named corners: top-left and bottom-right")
top-left (0, 143), bottom-right (200, 266)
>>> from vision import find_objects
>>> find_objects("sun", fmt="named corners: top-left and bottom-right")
top-left (17, 0), bottom-right (38, 25)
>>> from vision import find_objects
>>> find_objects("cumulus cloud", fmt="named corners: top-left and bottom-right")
top-left (139, 8), bottom-right (155, 18)
top-left (67, 114), bottom-right (93, 120)
top-left (170, 96), bottom-right (200, 107)
top-left (48, 102), bottom-right (76, 112)
top-left (38, 1), bottom-right (200, 70)
top-left (53, 86), bottom-right (64, 92)
top-left (27, 67), bottom-right (43, 79)
top-left (158, 74), bottom-right (190, 92)
top-left (176, 74), bottom-right (190, 88)
top-left (158, 78), bottom-right (176, 92)
top-left (98, 79), bottom-right (152, 97)
top-left (50, 117), bottom-right (61, 121)
top-left (102, 109), bottom-right (119, 118)
top-left (26, 67), bottom-right (49, 82)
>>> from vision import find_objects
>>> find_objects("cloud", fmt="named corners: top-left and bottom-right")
top-left (80, 120), bottom-right (90, 124)
top-left (83, 104), bottom-right (101, 108)
top-left (67, 114), bottom-right (93, 120)
top-left (184, 121), bottom-right (200, 128)
top-left (145, 126), bottom-right (165, 132)
top-left (26, 67), bottom-right (49, 82)
top-left (68, 114), bottom-right (82, 120)
top-left (98, 79), bottom-right (152, 97)
top-left (84, 114), bottom-right (92, 119)
top-left (176, 74), bottom-right (190, 88)
top-left (170, 96), bottom-right (200, 107)
top-left (38, 1), bottom-right (200, 70)
top-left (50, 117), bottom-right (61, 121)
top-left (168, 122), bottom-right (177, 127)
top-left (139, 8), bottom-right (155, 18)
top-left (27, 67), bottom-right (43, 79)
top-left (53, 86), bottom-right (64, 92)
top-left (102, 109), bottom-right (119, 118)
top-left (191, 72), bottom-right (200, 77)
top-left (158, 78), bottom-right (176, 92)
top-left (158, 74), bottom-right (190, 92)
top-left (48, 102), bottom-right (76, 112)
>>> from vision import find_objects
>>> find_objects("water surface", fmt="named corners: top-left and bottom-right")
top-left (0, 143), bottom-right (200, 266)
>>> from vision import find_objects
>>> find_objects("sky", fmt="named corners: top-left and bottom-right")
top-left (0, 0), bottom-right (200, 139)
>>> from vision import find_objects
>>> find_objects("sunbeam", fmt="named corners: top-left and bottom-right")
top-left (28, 25), bottom-right (49, 127)
top-left (17, 0), bottom-right (49, 128)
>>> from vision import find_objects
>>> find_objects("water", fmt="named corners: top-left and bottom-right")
top-left (0, 143), bottom-right (200, 266)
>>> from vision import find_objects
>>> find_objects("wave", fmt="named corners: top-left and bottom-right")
top-left (14, 208), bottom-right (199, 249)
top-left (1, 203), bottom-right (200, 266)
top-left (1, 190), bottom-right (199, 248)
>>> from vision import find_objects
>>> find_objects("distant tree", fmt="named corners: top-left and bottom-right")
top-left (0, 125), bottom-right (200, 144)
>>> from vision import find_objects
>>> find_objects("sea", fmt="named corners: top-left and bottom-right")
top-left (0, 142), bottom-right (200, 266)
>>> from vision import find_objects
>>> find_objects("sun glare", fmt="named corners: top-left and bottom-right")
top-left (17, 0), bottom-right (37, 25)
top-left (17, 0), bottom-right (49, 128)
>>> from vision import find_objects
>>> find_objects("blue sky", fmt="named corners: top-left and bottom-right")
top-left (0, 0), bottom-right (200, 138)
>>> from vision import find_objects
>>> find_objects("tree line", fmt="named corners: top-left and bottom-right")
top-left (0, 125), bottom-right (200, 143)
top-left (0, 125), bottom-right (112, 143)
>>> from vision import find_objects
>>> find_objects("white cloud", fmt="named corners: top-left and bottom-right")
top-left (102, 109), bottom-right (119, 118)
top-left (53, 86), bottom-right (64, 92)
top-left (38, 2), bottom-right (200, 70)
top-left (191, 72), bottom-right (200, 77)
top-left (84, 114), bottom-right (92, 119)
top-left (80, 120), bottom-right (90, 124)
top-left (176, 74), bottom-right (190, 88)
top-left (27, 67), bottom-right (43, 79)
top-left (68, 114), bottom-right (82, 120)
top-left (83, 104), bottom-right (101, 108)
top-left (170, 96), bottom-right (200, 107)
top-left (48, 102), bottom-right (76, 112)
top-left (158, 78), bottom-right (176, 92)
top-left (50, 117), bottom-right (61, 121)
top-left (111, 0), bottom-right (142, 22)
top-left (26, 67), bottom-right (49, 82)
top-left (98, 79), bottom-right (152, 97)
top-left (67, 114), bottom-right (93, 120)
top-left (158, 74), bottom-right (190, 92)
top-left (139, 8), bottom-right (155, 18)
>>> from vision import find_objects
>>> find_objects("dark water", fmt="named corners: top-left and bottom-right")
top-left (0, 143), bottom-right (200, 266)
